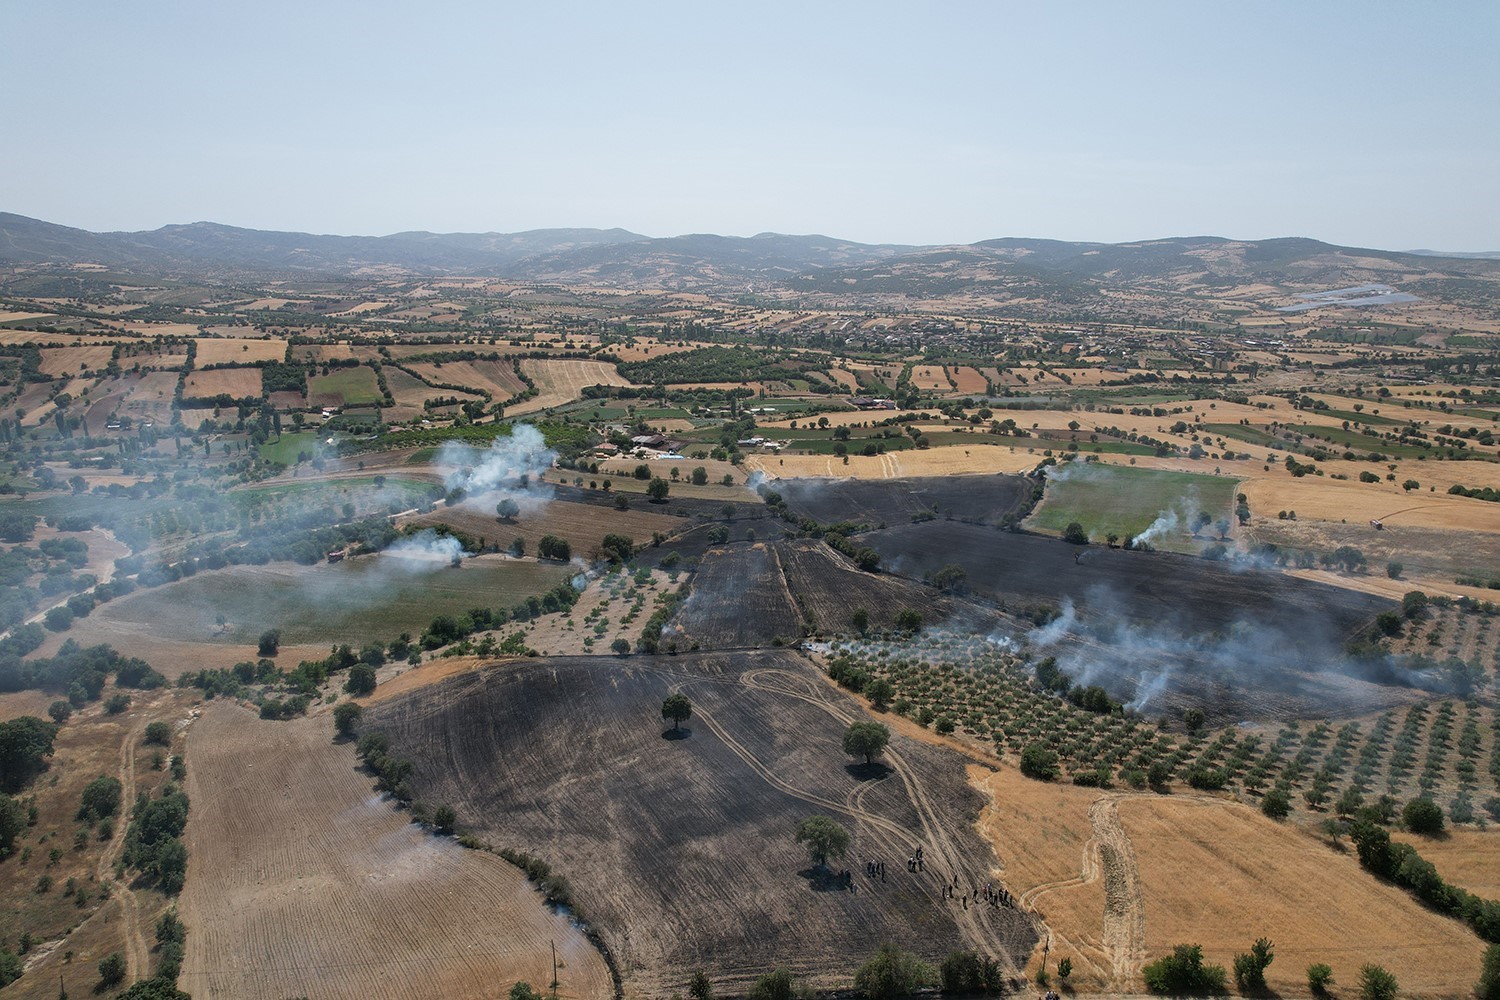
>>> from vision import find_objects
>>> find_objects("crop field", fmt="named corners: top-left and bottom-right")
top-left (510, 359), bottom-right (633, 415)
top-left (405, 359), bottom-right (526, 399)
top-left (75, 555), bottom-right (569, 647)
top-left (911, 365), bottom-right (951, 391)
top-left (671, 543), bottom-right (804, 648)
top-left (179, 702), bottom-right (611, 1000)
top-left (37, 345), bottom-right (114, 375)
top-left (1027, 463), bottom-right (1240, 547)
top-left (183, 367), bottom-right (263, 399)
top-left (117, 371), bottom-right (181, 425)
top-left (192, 337), bottom-right (286, 365)
top-left (405, 492), bottom-right (686, 558)
top-left (365, 651), bottom-right (1038, 995)
top-left (948, 365), bottom-right (990, 394)
top-left (307, 365), bottom-right (383, 407)
top-left (382, 365), bottom-right (481, 420)
top-left (775, 474), bottom-right (1035, 528)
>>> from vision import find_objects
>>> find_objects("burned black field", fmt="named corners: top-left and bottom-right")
top-left (774, 474), bottom-right (1034, 528)
top-left (366, 651), bottom-right (1038, 995)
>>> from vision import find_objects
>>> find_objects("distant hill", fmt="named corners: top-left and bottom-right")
top-left (3, 213), bottom-right (1499, 305)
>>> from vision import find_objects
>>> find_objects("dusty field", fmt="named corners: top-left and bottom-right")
top-left (179, 701), bottom-right (611, 1000)
top-left (949, 366), bottom-right (990, 394)
top-left (183, 367), bottom-right (263, 399)
top-left (510, 359), bottom-right (633, 415)
top-left (911, 365), bottom-right (952, 391)
top-left (192, 337), bottom-right (286, 365)
top-left (117, 371), bottom-right (181, 426)
top-left (367, 651), bottom-right (1038, 995)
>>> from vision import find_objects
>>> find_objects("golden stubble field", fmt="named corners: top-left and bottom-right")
top-left (178, 701), bottom-right (611, 1000)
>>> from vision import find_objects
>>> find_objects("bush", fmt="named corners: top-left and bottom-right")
top-left (257, 629), bottom-right (281, 657)
top-left (855, 944), bottom-right (933, 1000)
top-left (432, 804), bottom-right (457, 835)
top-left (1232, 938), bottom-right (1273, 992)
top-left (1062, 521), bottom-right (1089, 545)
top-left (105, 693), bottom-right (131, 714)
top-left (1478, 944), bottom-right (1500, 1000)
top-left (1307, 963), bottom-right (1334, 996)
top-left (1261, 787), bottom-right (1291, 820)
top-left (144, 721), bottom-right (172, 746)
top-left (79, 775), bottom-right (123, 820)
top-left (1142, 944), bottom-right (1228, 996)
top-left (98, 951), bottom-right (126, 987)
top-left (1358, 964), bottom-right (1397, 1000)
top-left (346, 663), bottom-right (377, 695)
top-left (747, 969), bottom-right (798, 1000)
top-left (1020, 743), bottom-right (1060, 782)
top-left (1403, 797), bottom-right (1444, 834)
top-left (333, 701), bottom-right (363, 738)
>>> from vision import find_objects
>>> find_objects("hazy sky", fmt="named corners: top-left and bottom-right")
top-left (4, 2), bottom-right (1497, 249)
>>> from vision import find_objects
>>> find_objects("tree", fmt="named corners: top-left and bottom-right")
top-left (333, 702), bottom-right (363, 738)
top-left (0, 793), bottom-right (25, 854)
top-left (1057, 957), bottom-right (1072, 982)
top-left (1233, 938), bottom-right (1273, 993)
top-left (346, 663), bottom-right (377, 696)
top-left (855, 944), bottom-right (933, 1000)
top-left (0, 948), bottom-right (18, 989)
top-left (1142, 944), bottom-right (1228, 995)
top-left (940, 951), bottom-right (988, 994)
top-left (1020, 743), bottom-right (1059, 781)
top-left (0, 716), bottom-right (60, 792)
top-left (647, 477), bottom-right (670, 502)
top-left (1477, 943), bottom-right (1500, 1000)
top-left (691, 466), bottom-right (709, 486)
top-left (688, 970), bottom-right (714, 1000)
top-left (1307, 963), bottom-right (1334, 997)
top-left (1402, 479), bottom-right (1420, 493)
top-left (144, 721), bottom-right (172, 746)
top-left (1261, 787), bottom-right (1292, 820)
top-left (1402, 797), bottom-right (1444, 834)
top-left (1358, 964), bottom-right (1398, 1000)
top-left (866, 679), bottom-right (894, 711)
top-left (661, 693), bottom-right (692, 732)
top-left (842, 721), bottom-right (891, 764)
top-left (258, 629), bottom-right (281, 657)
top-left (895, 610), bottom-right (922, 633)
top-left (794, 814), bottom-right (849, 868)
top-left (496, 498), bottom-right (520, 521)
top-left (930, 564), bottom-right (967, 593)
top-left (601, 534), bottom-right (634, 563)
top-left (43, 606), bottom-right (73, 632)
top-left (747, 970), bottom-right (798, 1000)
top-left (851, 609), bottom-right (869, 635)
top-left (1062, 521), bottom-right (1088, 545)
top-left (1386, 561), bottom-right (1403, 579)
top-left (98, 952), bottom-right (126, 988)
top-left (79, 775), bottom-right (122, 820)
top-left (510, 983), bottom-right (545, 1000)
top-left (432, 804), bottom-right (457, 835)
top-left (538, 535), bottom-right (571, 561)
top-left (47, 701), bottom-right (72, 725)
top-left (1184, 707), bottom-right (1206, 734)
top-left (854, 547), bottom-right (881, 572)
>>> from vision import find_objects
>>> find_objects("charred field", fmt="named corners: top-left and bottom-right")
top-left (773, 474), bottom-right (1035, 529)
top-left (364, 650), bottom-right (1039, 996)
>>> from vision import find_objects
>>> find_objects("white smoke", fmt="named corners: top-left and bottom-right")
top-left (438, 424), bottom-right (557, 497)
top-left (747, 470), bottom-right (769, 493)
top-left (1132, 508), bottom-right (1180, 549)
top-left (1026, 598), bottom-right (1078, 648)
top-left (382, 529), bottom-right (466, 566)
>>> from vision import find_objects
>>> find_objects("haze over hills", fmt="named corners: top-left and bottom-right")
top-left (3, 212), bottom-right (1499, 306)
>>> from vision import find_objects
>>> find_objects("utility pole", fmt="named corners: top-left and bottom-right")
top-left (550, 939), bottom-right (558, 994)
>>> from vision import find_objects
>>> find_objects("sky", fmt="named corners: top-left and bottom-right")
top-left (3, 1), bottom-right (1497, 250)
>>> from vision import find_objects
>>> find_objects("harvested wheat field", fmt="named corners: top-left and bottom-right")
top-left (510, 359), bottom-right (633, 415)
top-left (183, 367), bottom-right (263, 399)
top-left (972, 768), bottom-right (1489, 997)
top-left (37, 345), bottom-right (114, 375)
top-left (178, 701), bottom-right (612, 1000)
top-left (1392, 829), bottom-right (1500, 900)
top-left (405, 359), bottom-right (526, 399)
top-left (948, 366), bottom-right (990, 394)
top-left (745, 444), bottom-right (1040, 480)
top-left (192, 337), bottom-right (286, 365)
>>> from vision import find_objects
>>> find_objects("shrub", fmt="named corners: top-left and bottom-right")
top-left (854, 945), bottom-right (933, 1000)
top-left (144, 721), bottom-right (172, 746)
top-left (79, 775), bottom-right (123, 820)
top-left (747, 969), bottom-right (798, 1000)
top-left (1020, 743), bottom-right (1060, 781)
top-left (105, 693), bottom-right (131, 714)
top-left (1307, 963), bottom-right (1334, 996)
top-left (432, 804), bottom-right (457, 835)
top-left (98, 952), bottom-right (126, 988)
top-left (1232, 938), bottom-right (1273, 992)
top-left (346, 663), bottom-right (377, 695)
top-left (1358, 964), bottom-right (1397, 1000)
top-left (1261, 787), bottom-right (1291, 820)
top-left (333, 701), bottom-right (363, 738)
top-left (1402, 797), bottom-right (1444, 834)
top-left (1478, 944), bottom-right (1500, 1000)
top-left (1141, 944), bottom-right (1227, 996)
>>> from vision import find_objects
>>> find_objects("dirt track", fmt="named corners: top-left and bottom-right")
top-left (178, 702), bottom-right (611, 1000)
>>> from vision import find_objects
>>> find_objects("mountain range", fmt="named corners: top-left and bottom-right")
top-left (3, 212), bottom-right (1498, 301)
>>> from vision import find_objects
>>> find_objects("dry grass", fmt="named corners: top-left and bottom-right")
top-left (745, 443), bottom-right (1039, 480)
top-left (949, 366), bottom-right (990, 394)
top-left (192, 337), bottom-right (286, 366)
top-left (405, 359), bottom-right (526, 399)
top-left (182, 367), bottom-right (262, 398)
top-left (1392, 829), bottom-right (1500, 899)
top-left (178, 701), bottom-right (611, 1000)
top-left (37, 346), bottom-right (114, 376)
top-left (117, 372), bottom-right (181, 426)
top-left (510, 359), bottom-right (632, 415)
top-left (910, 366), bottom-right (951, 391)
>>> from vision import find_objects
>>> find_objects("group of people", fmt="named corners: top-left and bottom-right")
top-left (856, 845), bottom-right (1016, 913)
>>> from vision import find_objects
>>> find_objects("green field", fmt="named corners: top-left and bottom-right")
top-left (1027, 462), bottom-right (1239, 549)
top-left (258, 431), bottom-right (325, 465)
top-left (93, 554), bottom-right (569, 645)
top-left (308, 366), bottom-right (383, 405)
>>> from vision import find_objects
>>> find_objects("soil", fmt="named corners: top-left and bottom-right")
top-left (365, 650), bottom-right (1041, 996)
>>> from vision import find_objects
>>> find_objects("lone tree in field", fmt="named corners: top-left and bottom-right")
top-left (496, 497), bottom-right (520, 521)
top-left (794, 814), bottom-right (849, 869)
top-left (257, 629), bottom-right (281, 657)
top-left (842, 721), bottom-right (891, 765)
top-left (1062, 521), bottom-right (1089, 545)
top-left (333, 701), bottom-right (363, 739)
top-left (661, 693), bottom-right (692, 733)
top-left (647, 477), bottom-right (670, 502)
